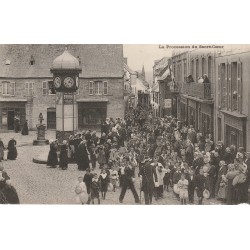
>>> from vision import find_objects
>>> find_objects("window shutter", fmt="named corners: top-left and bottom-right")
top-left (85, 82), bottom-right (89, 92)
top-left (0, 82), bottom-right (2, 94)
top-left (228, 63), bottom-right (231, 110)
top-left (237, 61), bottom-right (242, 113)
top-left (218, 64), bottom-right (221, 108)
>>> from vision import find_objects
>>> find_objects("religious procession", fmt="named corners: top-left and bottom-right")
top-left (43, 104), bottom-right (250, 205)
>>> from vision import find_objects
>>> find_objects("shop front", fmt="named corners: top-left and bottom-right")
top-left (0, 100), bottom-right (26, 131)
top-left (77, 100), bottom-right (108, 130)
top-left (223, 112), bottom-right (246, 150)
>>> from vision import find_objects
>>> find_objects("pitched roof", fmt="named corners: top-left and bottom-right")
top-left (124, 63), bottom-right (136, 75)
top-left (0, 44), bottom-right (123, 78)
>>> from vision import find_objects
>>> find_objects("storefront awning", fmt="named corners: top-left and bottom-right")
top-left (0, 98), bottom-right (27, 102)
top-left (76, 98), bottom-right (109, 103)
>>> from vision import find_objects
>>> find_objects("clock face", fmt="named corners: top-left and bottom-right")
top-left (54, 77), bottom-right (61, 88)
top-left (76, 76), bottom-right (79, 88)
top-left (64, 77), bottom-right (74, 88)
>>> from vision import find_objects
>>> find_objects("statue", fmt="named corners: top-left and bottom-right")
top-left (38, 113), bottom-right (44, 125)
top-left (33, 112), bottom-right (49, 145)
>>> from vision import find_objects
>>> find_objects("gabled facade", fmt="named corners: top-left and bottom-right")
top-left (0, 45), bottom-right (124, 131)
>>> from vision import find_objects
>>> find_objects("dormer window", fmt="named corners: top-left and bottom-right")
top-left (5, 60), bottom-right (10, 65)
top-left (30, 56), bottom-right (35, 65)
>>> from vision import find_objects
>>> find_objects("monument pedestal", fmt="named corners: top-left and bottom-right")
top-left (56, 92), bottom-right (77, 143)
top-left (33, 124), bottom-right (49, 145)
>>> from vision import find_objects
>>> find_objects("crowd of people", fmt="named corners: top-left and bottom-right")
top-left (46, 105), bottom-right (250, 205)
top-left (0, 163), bottom-right (20, 204)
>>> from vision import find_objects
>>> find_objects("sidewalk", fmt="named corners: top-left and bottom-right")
top-left (0, 130), bottom-right (56, 147)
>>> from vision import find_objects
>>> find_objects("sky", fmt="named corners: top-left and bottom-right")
top-left (123, 44), bottom-right (172, 83)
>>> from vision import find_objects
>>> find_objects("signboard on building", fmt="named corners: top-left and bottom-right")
top-left (164, 99), bottom-right (172, 108)
top-left (63, 93), bottom-right (74, 105)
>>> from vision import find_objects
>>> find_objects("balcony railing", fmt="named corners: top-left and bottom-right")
top-left (181, 83), bottom-right (213, 100)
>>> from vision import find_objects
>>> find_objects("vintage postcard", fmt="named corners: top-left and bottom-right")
top-left (0, 44), bottom-right (249, 205)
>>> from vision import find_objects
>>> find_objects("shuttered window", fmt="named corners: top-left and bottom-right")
top-left (89, 81), bottom-right (93, 95)
top-left (1, 82), bottom-right (15, 96)
top-left (42, 81), bottom-right (47, 95)
top-left (103, 81), bottom-right (108, 95)
top-left (218, 64), bottom-right (221, 108)
top-left (237, 61), bottom-right (242, 113)
top-left (25, 82), bottom-right (34, 96)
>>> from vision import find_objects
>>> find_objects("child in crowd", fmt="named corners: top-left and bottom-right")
top-left (110, 165), bottom-right (119, 192)
top-left (177, 173), bottom-right (189, 205)
top-left (90, 173), bottom-right (100, 204)
top-left (83, 168), bottom-right (93, 204)
top-left (75, 176), bottom-right (88, 205)
top-left (99, 168), bottom-right (109, 199)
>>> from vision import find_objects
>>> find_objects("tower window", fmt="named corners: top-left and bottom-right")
top-left (30, 56), bottom-right (35, 65)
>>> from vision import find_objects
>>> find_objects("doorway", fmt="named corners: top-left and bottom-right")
top-left (47, 108), bottom-right (56, 129)
top-left (7, 110), bottom-right (15, 130)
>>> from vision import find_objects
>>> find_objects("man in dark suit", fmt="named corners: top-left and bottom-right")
top-left (119, 157), bottom-right (139, 204)
top-left (186, 169), bottom-right (195, 204)
top-left (139, 157), bottom-right (158, 205)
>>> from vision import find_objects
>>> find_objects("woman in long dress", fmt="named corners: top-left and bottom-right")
top-left (0, 138), bottom-right (4, 161)
top-left (7, 138), bottom-right (17, 160)
top-left (59, 140), bottom-right (69, 170)
top-left (21, 120), bottom-right (29, 135)
top-left (77, 140), bottom-right (90, 171)
top-left (47, 140), bottom-right (59, 168)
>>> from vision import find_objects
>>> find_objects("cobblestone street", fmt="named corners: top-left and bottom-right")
top-left (0, 132), bottom-right (222, 205)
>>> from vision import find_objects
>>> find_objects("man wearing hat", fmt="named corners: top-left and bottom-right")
top-left (119, 157), bottom-right (139, 204)
top-left (138, 157), bottom-right (158, 204)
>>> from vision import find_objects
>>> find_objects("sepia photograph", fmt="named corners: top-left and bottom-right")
top-left (0, 44), bottom-right (250, 205)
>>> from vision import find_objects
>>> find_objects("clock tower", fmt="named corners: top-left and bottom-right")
top-left (50, 48), bottom-right (82, 142)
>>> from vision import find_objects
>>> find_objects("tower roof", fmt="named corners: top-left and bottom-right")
top-left (51, 48), bottom-right (80, 70)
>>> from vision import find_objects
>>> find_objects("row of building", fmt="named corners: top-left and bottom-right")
top-left (0, 44), bottom-right (151, 133)
top-left (151, 46), bottom-right (250, 151)
top-left (0, 45), bottom-right (127, 132)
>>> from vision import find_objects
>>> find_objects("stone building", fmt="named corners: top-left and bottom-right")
top-left (214, 47), bottom-right (250, 150)
top-left (0, 44), bottom-right (124, 132)
top-left (172, 50), bottom-right (216, 137)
